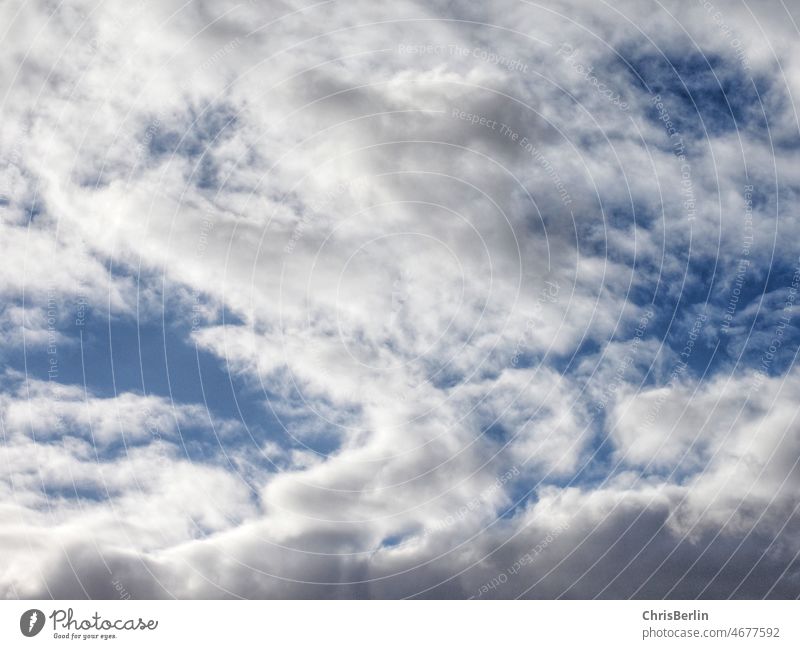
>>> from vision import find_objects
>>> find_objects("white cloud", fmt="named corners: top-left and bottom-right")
top-left (1, 0), bottom-right (799, 598)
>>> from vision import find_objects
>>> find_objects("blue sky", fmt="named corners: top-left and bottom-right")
top-left (1, 0), bottom-right (800, 599)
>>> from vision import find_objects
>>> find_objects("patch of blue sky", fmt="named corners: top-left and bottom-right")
top-left (481, 422), bottom-right (510, 445)
top-left (497, 478), bottom-right (540, 520)
top-left (13, 292), bottom-right (294, 470)
top-left (567, 436), bottom-right (617, 488)
top-left (275, 392), bottom-right (358, 457)
top-left (147, 104), bottom-right (238, 160)
top-left (145, 104), bottom-right (237, 191)
top-left (378, 532), bottom-right (407, 550)
top-left (39, 484), bottom-right (110, 506)
top-left (620, 46), bottom-right (768, 139)
top-left (551, 339), bottom-right (602, 375)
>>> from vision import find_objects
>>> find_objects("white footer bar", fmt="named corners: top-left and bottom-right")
top-left (2, 600), bottom-right (796, 648)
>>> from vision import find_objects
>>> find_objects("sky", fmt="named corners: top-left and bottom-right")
top-left (1, 0), bottom-right (800, 599)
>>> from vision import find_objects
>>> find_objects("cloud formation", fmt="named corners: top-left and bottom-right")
top-left (1, 0), bottom-right (799, 598)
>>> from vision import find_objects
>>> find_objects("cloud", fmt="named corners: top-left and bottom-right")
top-left (1, 0), bottom-right (799, 598)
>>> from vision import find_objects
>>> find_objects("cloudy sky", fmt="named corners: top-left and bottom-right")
top-left (1, 0), bottom-right (800, 599)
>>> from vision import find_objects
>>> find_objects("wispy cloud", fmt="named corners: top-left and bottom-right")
top-left (1, 0), bottom-right (799, 598)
